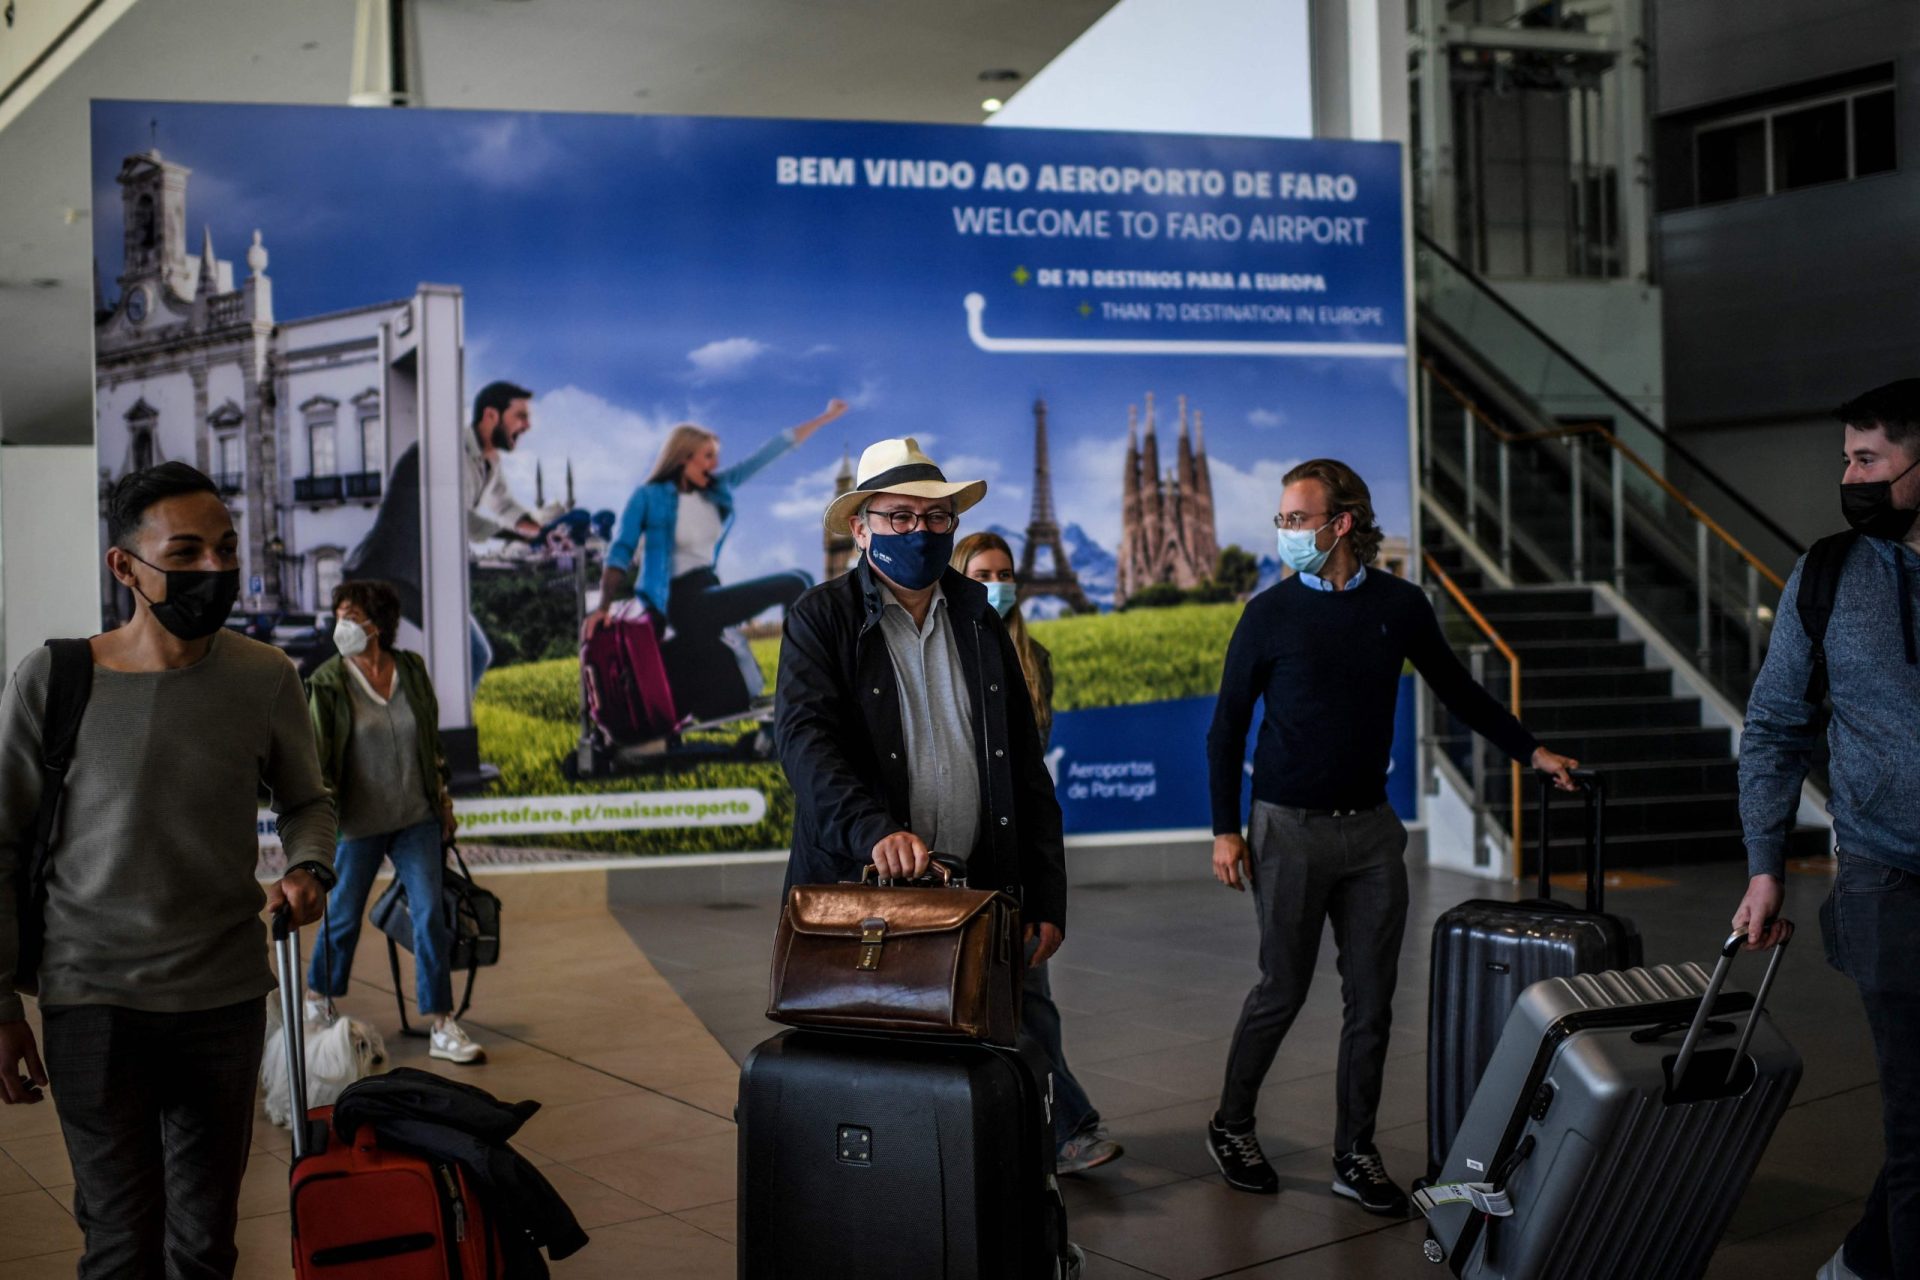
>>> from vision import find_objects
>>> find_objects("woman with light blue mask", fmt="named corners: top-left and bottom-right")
top-left (951, 531), bottom-right (1124, 1177)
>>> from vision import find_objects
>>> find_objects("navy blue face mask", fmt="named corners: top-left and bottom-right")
top-left (865, 528), bottom-right (954, 592)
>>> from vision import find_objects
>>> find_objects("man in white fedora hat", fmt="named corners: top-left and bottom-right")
top-left (775, 436), bottom-right (1067, 962)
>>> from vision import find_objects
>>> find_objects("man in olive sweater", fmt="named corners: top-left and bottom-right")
top-left (0, 463), bottom-right (336, 1279)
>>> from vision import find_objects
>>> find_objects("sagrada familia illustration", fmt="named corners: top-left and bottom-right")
top-left (1116, 393), bottom-right (1219, 605)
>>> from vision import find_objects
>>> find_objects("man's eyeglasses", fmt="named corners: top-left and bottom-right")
top-left (867, 508), bottom-right (958, 535)
top-left (1273, 510), bottom-right (1333, 531)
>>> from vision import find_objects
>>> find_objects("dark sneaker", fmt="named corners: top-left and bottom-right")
top-left (1206, 1118), bottom-right (1279, 1194)
top-left (1331, 1146), bottom-right (1410, 1216)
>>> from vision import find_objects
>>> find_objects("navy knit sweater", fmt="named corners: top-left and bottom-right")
top-left (1207, 572), bottom-right (1539, 833)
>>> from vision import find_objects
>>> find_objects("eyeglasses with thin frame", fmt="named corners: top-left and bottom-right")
top-left (1273, 510), bottom-right (1335, 532)
top-left (866, 508), bottom-right (958, 535)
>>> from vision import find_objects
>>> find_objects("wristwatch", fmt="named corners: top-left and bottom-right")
top-left (287, 860), bottom-right (338, 893)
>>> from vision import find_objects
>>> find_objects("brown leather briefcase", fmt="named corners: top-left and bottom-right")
top-left (767, 863), bottom-right (1022, 1046)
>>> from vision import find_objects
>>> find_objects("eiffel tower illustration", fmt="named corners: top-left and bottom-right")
top-left (1018, 399), bottom-right (1094, 614)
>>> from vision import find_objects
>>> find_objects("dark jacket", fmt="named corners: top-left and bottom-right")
top-left (774, 561), bottom-right (1067, 928)
top-left (308, 649), bottom-right (450, 814)
top-left (334, 1068), bottom-right (588, 1278)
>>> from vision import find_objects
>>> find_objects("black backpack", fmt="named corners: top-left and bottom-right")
top-left (1794, 530), bottom-right (1861, 706)
top-left (14, 639), bottom-right (95, 994)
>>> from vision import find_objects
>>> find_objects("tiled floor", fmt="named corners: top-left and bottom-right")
top-left (622, 857), bottom-right (1881, 1280)
top-left (0, 855), bottom-right (1880, 1278)
top-left (0, 878), bottom-right (739, 1278)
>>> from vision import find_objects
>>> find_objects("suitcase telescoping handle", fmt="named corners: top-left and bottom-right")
top-left (1535, 769), bottom-right (1605, 912)
top-left (270, 907), bottom-right (313, 1162)
top-left (1671, 925), bottom-right (1792, 1089)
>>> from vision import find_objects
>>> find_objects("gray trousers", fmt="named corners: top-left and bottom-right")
top-left (1218, 800), bottom-right (1409, 1151)
top-left (40, 998), bottom-right (266, 1280)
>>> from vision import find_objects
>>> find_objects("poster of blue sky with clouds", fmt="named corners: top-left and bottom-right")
top-left (91, 101), bottom-right (1409, 852)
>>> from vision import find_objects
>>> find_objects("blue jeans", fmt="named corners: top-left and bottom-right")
top-left (1023, 950), bottom-right (1098, 1147)
top-left (1824, 852), bottom-right (1920, 1280)
top-left (468, 615), bottom-right (492, 696)
top-left (309, 818), bottom-right (453, 1016)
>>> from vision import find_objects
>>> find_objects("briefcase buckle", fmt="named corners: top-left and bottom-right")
top-left (857, 918), bottom-right (888, 971)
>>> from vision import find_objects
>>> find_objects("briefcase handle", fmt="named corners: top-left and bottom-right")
top-left (860, 854), bottom-right (965, 888)
top-left (1671, 924), bottom-right (1792, 1090)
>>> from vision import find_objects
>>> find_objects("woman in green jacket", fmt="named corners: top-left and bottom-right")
top-left (306, 580), bottom-right (480, 1063)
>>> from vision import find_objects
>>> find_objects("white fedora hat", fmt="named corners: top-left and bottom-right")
top-left (823, 437), bottom-right (988, 536)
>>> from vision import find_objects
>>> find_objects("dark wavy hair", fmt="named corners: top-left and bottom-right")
top-left (1283, 458), bottom-right (1384, 566)
top-left (107, 462), bottom-right (219, 550)
top-left (331, 579), bottom-right (402, 650)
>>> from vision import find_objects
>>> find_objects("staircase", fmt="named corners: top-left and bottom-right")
top-left (1412, 231), bottom-right (1832, 874)
top-left (1425, 524), bottom-right (1746, 868)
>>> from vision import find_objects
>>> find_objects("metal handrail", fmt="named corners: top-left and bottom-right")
top-left (1416, 230), bottom-right (1806, 560)
top-left (1423, 548), bottom-right (1523, 871)
top-left (1424, 358), bottom-right (1787, 592)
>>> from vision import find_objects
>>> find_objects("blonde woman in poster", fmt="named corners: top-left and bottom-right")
top-left (952, 531), bottom-right (1123, 1176)
top-left (584, 399), bottom-right (849, 710)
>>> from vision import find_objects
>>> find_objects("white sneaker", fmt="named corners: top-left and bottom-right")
top-left (303, 992), bottom-right (334, 1023)
top-left (1817, 1244), bottom-right (1862, 1280)
top-left (429, 1018), bottom-right (485, 1065)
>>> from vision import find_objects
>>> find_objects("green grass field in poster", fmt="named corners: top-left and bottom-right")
top-left (469, 600), bottom-right (1243, 855)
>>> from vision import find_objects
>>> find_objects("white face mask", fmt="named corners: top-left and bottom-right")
top-left (333, 618), bottom-right (370, 658)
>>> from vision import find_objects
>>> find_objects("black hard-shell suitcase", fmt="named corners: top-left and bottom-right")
top-left (737, 1029), bottom-right (1071, 1279)
top-left (1416, 931), bottom-right (1801, 1278)
top-left (1425, 772), bottom-right (1642, 1177)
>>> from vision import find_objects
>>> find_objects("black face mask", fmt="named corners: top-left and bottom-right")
top-left (1841, 452), bottom-right (1920, 540)
top-left (127, 553), bottom-right (241, 641)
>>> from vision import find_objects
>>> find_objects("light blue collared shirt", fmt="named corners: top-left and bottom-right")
top-left (1299, 565), bottom-right (1368, 592)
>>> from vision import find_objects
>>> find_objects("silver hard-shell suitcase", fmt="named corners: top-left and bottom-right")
top-left (1417, 930), bottom-right (1801, 1279)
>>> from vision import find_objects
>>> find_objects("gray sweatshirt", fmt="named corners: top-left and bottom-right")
top-left (1741, 535), bottom-right (1920, 879)
top-left (0, 631), bottom-right (336, 1022)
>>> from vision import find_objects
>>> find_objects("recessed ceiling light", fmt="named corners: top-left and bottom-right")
top-left (982, 98), bottom-right (1004, 113)
top-left (979, 69), bottom-right (1022, 83)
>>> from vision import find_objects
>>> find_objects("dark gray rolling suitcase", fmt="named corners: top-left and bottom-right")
top-left (1416, 930), bottom-right (1801, 1279)
top-left (737, 1028), bottom-right (1072, 1279)
top-left (1425, 772), bottom-right (1642, 1177)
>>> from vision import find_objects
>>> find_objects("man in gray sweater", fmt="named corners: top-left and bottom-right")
top-left (1735, 379), bottom-right (1920, 1280)
top-left (0, 463), bottom-right (337, 1279)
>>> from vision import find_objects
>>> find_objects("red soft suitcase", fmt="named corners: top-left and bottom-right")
top-left (273, 911), bottom-right (498, 1278)
top-left (581, 601), bottom-right (679, 746)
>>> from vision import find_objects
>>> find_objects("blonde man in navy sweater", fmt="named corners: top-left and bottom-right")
top-left (1203, 459), bottom-right (1578, 1214)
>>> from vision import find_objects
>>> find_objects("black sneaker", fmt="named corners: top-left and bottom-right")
top-left (1331, 1146), bottom-right (1410, 1216)
top-left (1206, 1117), bottom-right (1279, 1194)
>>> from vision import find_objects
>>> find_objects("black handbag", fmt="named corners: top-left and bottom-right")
top-left (369, 843), bottom-right (501, 1034)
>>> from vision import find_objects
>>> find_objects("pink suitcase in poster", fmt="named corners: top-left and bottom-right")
top-left (582, 601), bottom-right (679, 746)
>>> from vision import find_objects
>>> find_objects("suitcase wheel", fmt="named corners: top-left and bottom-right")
top-left (1423, 1235), bottom-right (1446, 1265)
